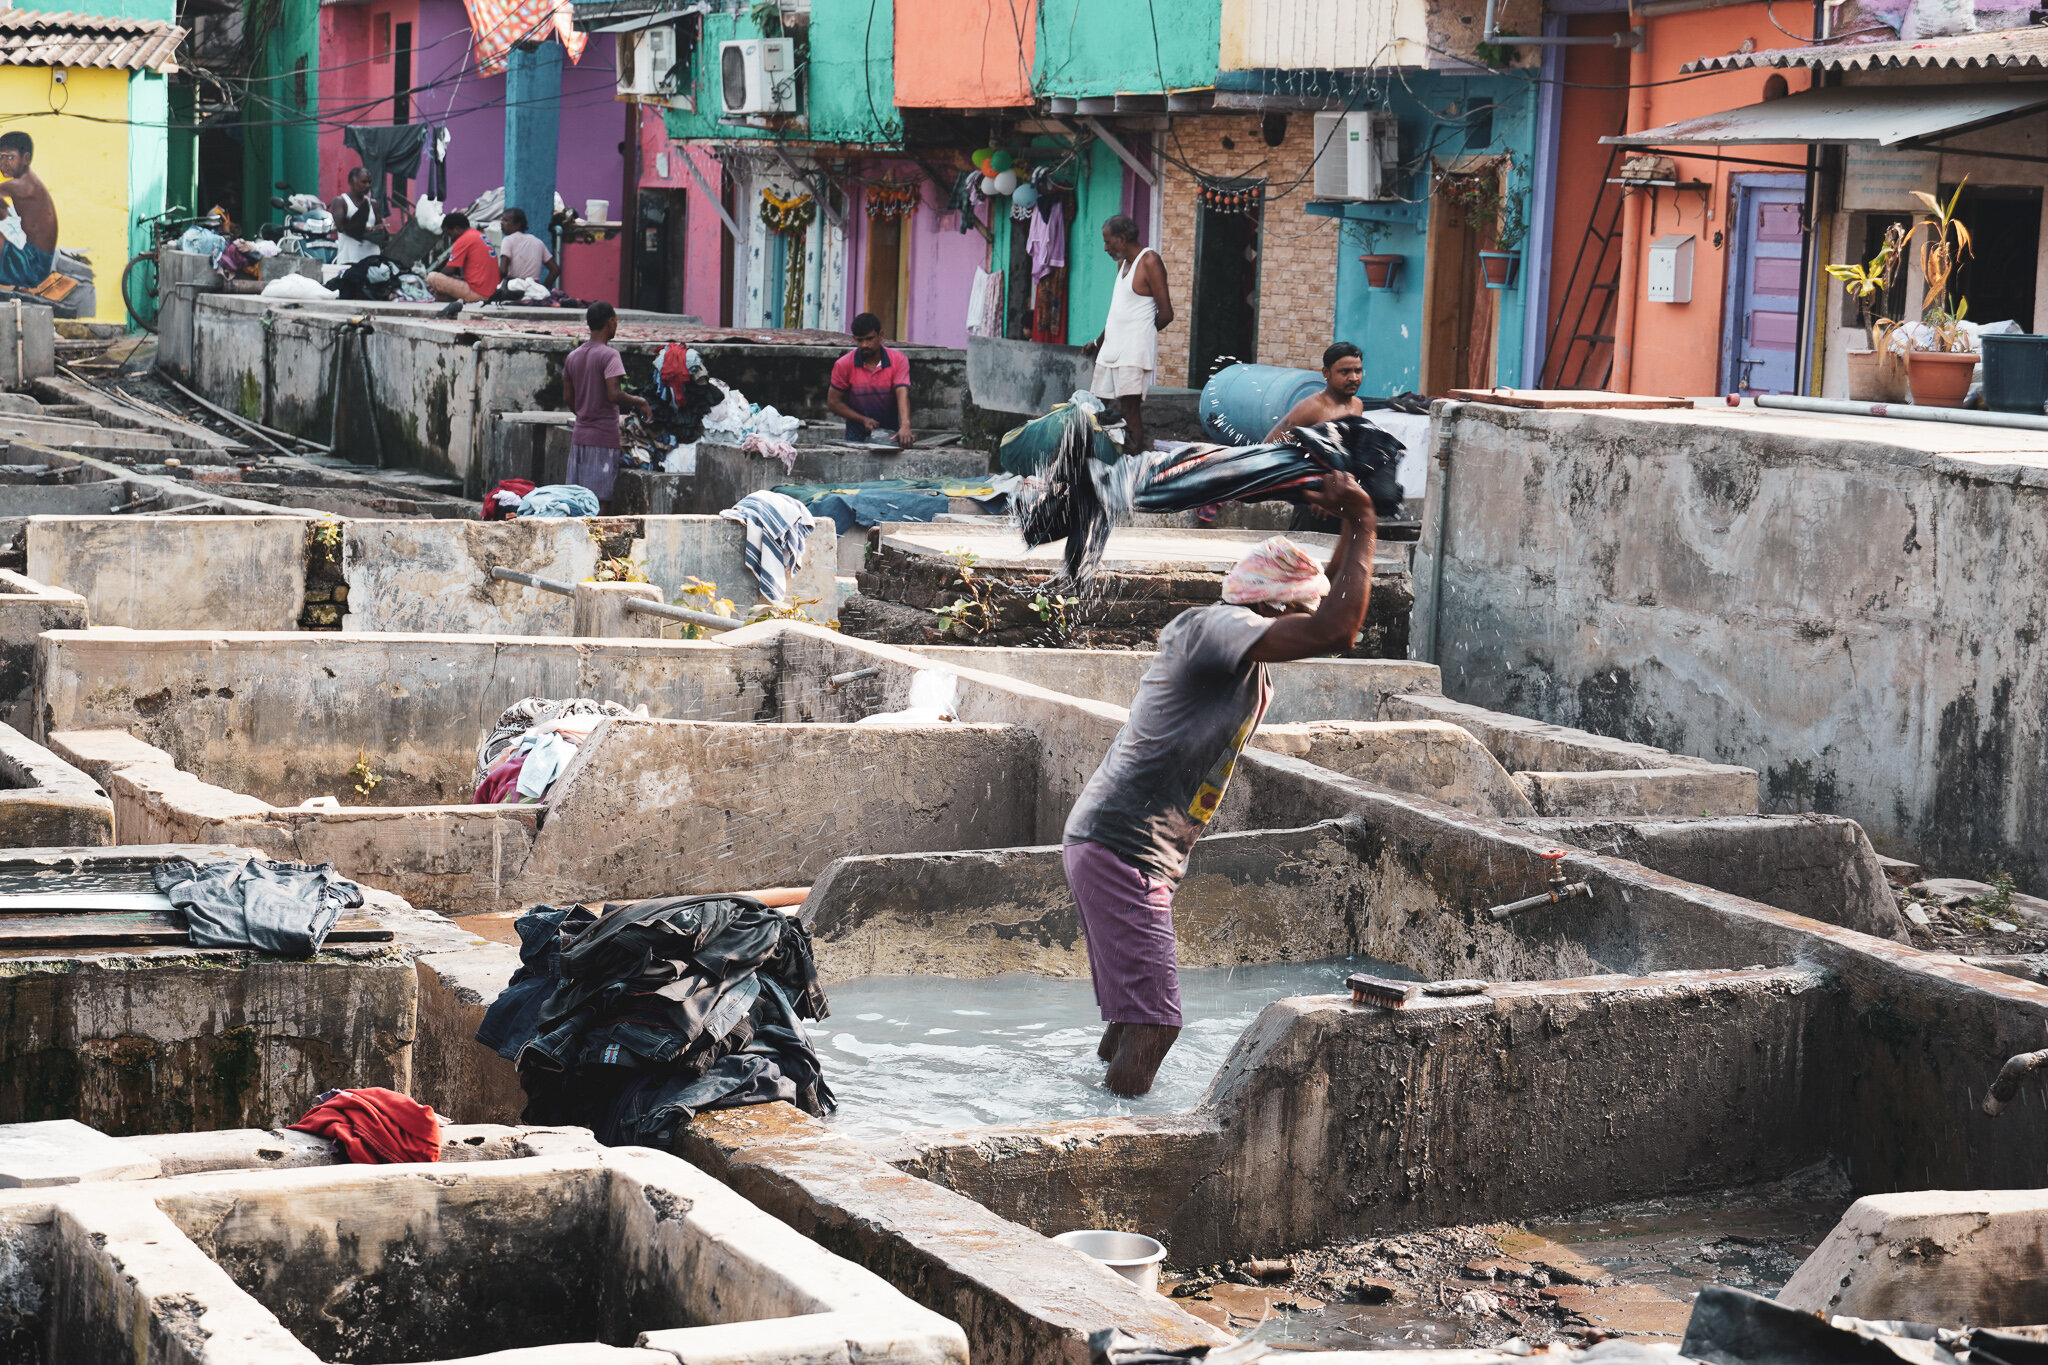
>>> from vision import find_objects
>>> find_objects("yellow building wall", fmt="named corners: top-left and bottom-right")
top-left (0, 66), bottom-right (132, 322)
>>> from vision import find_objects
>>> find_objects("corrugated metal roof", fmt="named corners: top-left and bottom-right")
top-left (1605, 81), bottom-right (2048, 146)
top-left (0, 11), bottom-right (186, 72)
top-left (1686, 25), bottom-right (2048, 73)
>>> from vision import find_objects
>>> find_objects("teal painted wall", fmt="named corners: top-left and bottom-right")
top-left (242, 0), bottom-right (321, 225)
top-left (126, 71), bottom-right (167, 268)
top-left (11, 0), bottom-right (175, 20)
top-left (1331, 73), bottom-right (1538, 396)
top-left (664, 0), bottom-right (902, 145)
top-left (1033, 0), bottom-right (1219, 99)
top-left (1063, 139), bottom-right (1127, 345)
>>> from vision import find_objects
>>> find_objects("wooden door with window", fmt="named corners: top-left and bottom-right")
top-left (864, 214), bottom-right (906, 339)
top-left (1423, 171), bottom-right (1499, 394)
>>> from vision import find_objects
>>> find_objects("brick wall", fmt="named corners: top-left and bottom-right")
top-left (1155, 112), bottom-right (1342, 388)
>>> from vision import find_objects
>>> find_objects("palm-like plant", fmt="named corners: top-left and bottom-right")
top-left (1910, 181), bottom-right (1974, 353)
top-left (1824, 220), bottom-right (1908, 353)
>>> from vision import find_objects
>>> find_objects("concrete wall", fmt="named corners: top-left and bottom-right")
top-left (1413, 401), bottom-right (2048, 891)
top-left (0, 570), bottom-right (85, 733)
top-left (191, 296), bottom-right (968, 491)
top-left (0, 722), bottom-right (112, 847)
top-left (897, 968), bottom-right (1836, 1265)
top-left (690, 440), bottom-right (993, 517)
top-left (26, 516), bottom-right (310, 632)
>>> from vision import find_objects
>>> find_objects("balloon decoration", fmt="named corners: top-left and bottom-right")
top-left (989, 150), bottom-right (1013, 173)
top-left (981, 175), bottom-right (1001, 194)
top-left (971, 147), bottom-right (992, 166)
top-left (1013, 184), bottom-right (1040, 209)
top-left (993, 170), bottom-right (1019, 195)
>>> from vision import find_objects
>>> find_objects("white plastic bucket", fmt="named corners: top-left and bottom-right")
top-left (1052, 1229), bottom-right (1168, 1292)
top-left (585, 199), bottom-right (611, 223)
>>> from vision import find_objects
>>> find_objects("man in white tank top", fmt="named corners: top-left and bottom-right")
top-left (1082, 214), bottom-right (1175, 455)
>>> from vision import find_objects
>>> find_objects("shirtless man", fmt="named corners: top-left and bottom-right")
top-left (0, 133), bottom-right (59, 289)
top-left (1266, 341), bottom-right (1365, 443)
top-left (1082, 215), bottom-right (1174, 455)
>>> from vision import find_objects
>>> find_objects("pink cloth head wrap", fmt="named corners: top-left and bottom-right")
top-left (1222, 536), bottom-right (1330, 608)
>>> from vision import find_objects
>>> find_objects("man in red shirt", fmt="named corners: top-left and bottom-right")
top-left (826, 313), bottom-right (913, 446)
top-left (426, 211), bottom-right (496, 311)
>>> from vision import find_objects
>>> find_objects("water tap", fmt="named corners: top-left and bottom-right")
top-left (1486, 849), bottom-right (1594, 922)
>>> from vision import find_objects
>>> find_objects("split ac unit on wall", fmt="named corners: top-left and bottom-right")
top-left (1311, 111), bottom-right (1398, 200)
top-left (720, 38), bottom-right (798, 116)
top-left (617, 25), bottom-right (678, 100)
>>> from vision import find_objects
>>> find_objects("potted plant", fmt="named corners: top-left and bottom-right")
top-left (1356, 221), bottom-right (1402, 291)
top-left (1478, 188), bottom-right (1525, 290)
top-left (1904, 181), bottom-right (1976, 408)
top-left (1825, 222), bottom-right (1908, 403)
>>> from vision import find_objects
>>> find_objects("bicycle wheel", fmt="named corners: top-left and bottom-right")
top-left (122, 251), bottom-right (160, 333)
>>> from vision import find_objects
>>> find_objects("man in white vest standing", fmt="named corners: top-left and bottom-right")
top-left (1082, 214), bottom-right (1175, 455)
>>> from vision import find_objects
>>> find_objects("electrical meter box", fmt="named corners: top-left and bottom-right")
top-left (1646, 234), bottom-right (1695, 303)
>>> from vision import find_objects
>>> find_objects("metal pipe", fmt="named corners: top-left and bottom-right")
top-left (1487, 849), bottom-right (1595, 921)
top-left (488, 566), bottom-right (575, 596)
top-left (1756, 393), bottom-right (2048, 433)
top-left (621, 595), bottom-right (742, 632)
top-left (1421, 401), bottom-right (1459, 664)
top-left (158, 373), bottom-right (307, 458)
top-left (826, 665), bottom-right (882, 692)
top-left (1982, 1048), bottom-right (2048, 1116)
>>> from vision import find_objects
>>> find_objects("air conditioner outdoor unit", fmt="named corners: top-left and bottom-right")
top-left (719, 37), bottom-right (797, 116)
top-left (1312, 111), bottom-right (1396, 200)
top-left (617, 24), bottom-right (679, 99)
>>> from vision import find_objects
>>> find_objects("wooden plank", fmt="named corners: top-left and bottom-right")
top-left (0, 912), bottom-right (394, 949)
top-left (0, 893), bottom-right (173, 914)
top-left (1444, 388), bottom-right (1693, 410)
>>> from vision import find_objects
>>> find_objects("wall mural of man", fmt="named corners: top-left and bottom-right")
top-left (0, 132), bottom-right (59, 289)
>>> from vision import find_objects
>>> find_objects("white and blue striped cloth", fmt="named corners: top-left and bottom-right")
top-left (719, 489), bottom-right (813, 603)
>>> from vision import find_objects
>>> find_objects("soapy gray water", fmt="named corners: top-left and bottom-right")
top-left (819, 956), bottom-right (1412, 1143)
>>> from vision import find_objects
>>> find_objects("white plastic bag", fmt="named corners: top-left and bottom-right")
top-left (261, 273), bottom-right (337, 299)
top-left (414, 197), bottom-right (445, 235)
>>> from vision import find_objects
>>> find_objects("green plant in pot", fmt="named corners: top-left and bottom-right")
top-left (1441, 166), bottom-right (1525, 290)
top-left (1356, 220), bottom-right (1402, 292)
top-left (1824, 221), bottom-right (1908, 403)
top-left (1904, 181), bottom-right (1976, 408)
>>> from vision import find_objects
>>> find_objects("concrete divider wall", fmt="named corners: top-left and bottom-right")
top-left (38, 630), bottom-right (778, 804)
top-left (0, 569), bottom-right (85, 731)
top-left (1413, 400), bottom-right (2048, 891)
top-left (192, 296), bottom-right (967, 492)
top-left (895, 968), bottom-right (1837, 1264)
top-left (27, 516), bottom-right (311, 632)
top-left (690, 439), bottom-right (993, 517)
top-left (0, 722), bottom-right (112, 847)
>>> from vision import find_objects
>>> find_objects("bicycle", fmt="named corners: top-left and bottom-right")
top-left (122, 206), bottom-right (226, 333)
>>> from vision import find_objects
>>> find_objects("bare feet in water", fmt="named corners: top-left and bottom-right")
top-left (1096, 1022), bottom-right (1125, 1062)
top-left (1104, 1022), bottom-right (1181, 1097)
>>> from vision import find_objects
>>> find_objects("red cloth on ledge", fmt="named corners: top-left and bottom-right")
top-left (289, 1087), bottom-right (442, 1164)
top-left (473, 750), bottom-right (526, 804)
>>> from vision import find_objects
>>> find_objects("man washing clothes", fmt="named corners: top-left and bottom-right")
top-left (497, 207), bottom-right (559, 291)
top-left (1063, 475), bottom-right (1377, 1097)
top-left (0, 133), bottom-right (58, 290)
top-left (328, 167), bottom-right (378, 267)
top-left (1267, 342), bottom-right (1366, 442)
top-left (826, 312), bottom-right (913, 446)
top-left (1082, 214), bottom-right (1174, 455)
top-left (561, 302), bottom-right (650, 512)
top-left (426, 210), bottom-right (496, 311)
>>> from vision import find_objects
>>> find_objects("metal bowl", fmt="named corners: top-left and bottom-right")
top-left (1052, 1229), bottom-right (1168, 1292)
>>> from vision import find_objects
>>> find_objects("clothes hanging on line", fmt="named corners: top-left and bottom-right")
top-left (1026, 201), bottom-right (1067, 283)
top-left (460, 0), bottom-right (586, 77)
top-left (344, 124), bottom-right (433, 215)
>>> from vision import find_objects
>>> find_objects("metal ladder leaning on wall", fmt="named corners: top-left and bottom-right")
top-left (1542, 142), bottom-right (1628, 391)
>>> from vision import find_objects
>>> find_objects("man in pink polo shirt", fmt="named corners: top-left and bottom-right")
top-left (826, 313), bottom-right (913, 446)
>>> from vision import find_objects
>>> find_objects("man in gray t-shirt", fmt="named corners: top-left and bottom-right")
top-left (1064, 471), bottom-right (1379, 1096)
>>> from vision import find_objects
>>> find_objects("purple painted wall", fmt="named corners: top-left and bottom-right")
top-left (905, 180), bottom-right (982, 347)
top-left (323, 0), bottom-right (624, 218)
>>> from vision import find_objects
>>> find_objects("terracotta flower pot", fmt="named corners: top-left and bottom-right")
top-left (1359, 254), bottom-right (1403, 291)
top-left (1906, 350), bottom-right (1978, 408)
top-left (1845, 347), bottom-right (1908, 404)
top-left (1478, 251), bottom-right (1520, 290)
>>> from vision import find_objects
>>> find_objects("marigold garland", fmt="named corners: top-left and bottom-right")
top-left (864, 181), bottom-right (921, 221)
top-left (759, 188), bottom-right (817, 235)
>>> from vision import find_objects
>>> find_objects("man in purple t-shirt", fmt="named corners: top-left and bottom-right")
top-left (560, 302), bottom-right (650, 510)
top-left (826, 312), bottom-right (913, 446)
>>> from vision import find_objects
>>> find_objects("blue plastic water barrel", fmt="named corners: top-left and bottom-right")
top-left (1199, 364), bottom-right (1326, 444)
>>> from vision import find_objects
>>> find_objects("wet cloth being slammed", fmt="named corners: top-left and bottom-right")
top-left (720, 489), bottom-right (813, 602)
top-left (475, 894), bottom-right (833, 1150)
top-left (289, 1088), bottom-right (442, 1164)
top-left (152, 856), bottom-right (365, 957)
top-left (1002, 393), bottom-right (1403, 581)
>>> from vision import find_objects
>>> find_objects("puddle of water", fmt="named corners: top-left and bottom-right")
top-left (819, 956), bottom-right (1411, 1142)
top-left (0, 867), bottom-right (162, 895)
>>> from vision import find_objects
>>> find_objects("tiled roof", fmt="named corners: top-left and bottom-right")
top-left (1685, 25), bottom-right (2048, 74)
top-left (0, 10), bottom-right (186, 73)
